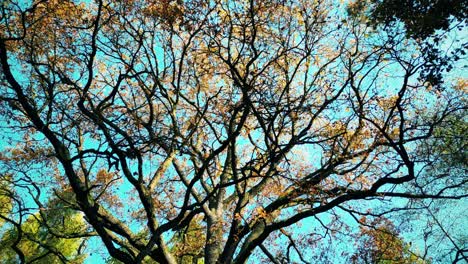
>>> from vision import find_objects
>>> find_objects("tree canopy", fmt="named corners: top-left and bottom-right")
top-left (351, 217), bottom-right (428, 264)
top-left (0, 177), bottom-right (89, 263)
top-left (0, 0), bottom-right (466, 263)
top-left (349, 0), bottom-right (467, 39)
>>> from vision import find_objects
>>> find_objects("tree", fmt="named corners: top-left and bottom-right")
top-left (0, 0), bottom-right (466, 263)
top-left (0, 174), bottom-right (13, 229)
top-left (0, 187), bottom-right (89, 263)
top-left (351, 218), bottom-right (428, 264)
top-left (0, 149), bottom-right (92, 263)
top-left (348, 0), bottom-right (467, 39)
top-left (418, 109), bottom-right (467, 171)
top-left (348, 0), bottom-right (467, 86)
top-left (170, 216), bottom-right (205, 264)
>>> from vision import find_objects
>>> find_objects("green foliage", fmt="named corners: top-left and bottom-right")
top-left (170, 217), bottom-right (205, 264)
top-left (348, 0), bottom-right (467, 39)
top-left (0, 175), bottom-right (12, 229)
top-left (431, 115), bottom-right (467, 168)
top-left (0, 196), bottom-right (88, 263)
top-left (348, 0), bottom-right (467, 86)
top-left (419, 112), bottom-right (467, 175)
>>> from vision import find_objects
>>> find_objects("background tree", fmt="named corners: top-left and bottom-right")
top-left (348, 0), bottom-right (467, 39)
top-left (0, 174), bottom-right (13, 229)
top-left (170, 216), bottom-right (205, 264)
top-left (418, 108), bottom-right (467, 172)
top-left (0, 195), bottom-right (89, 263)
top-left (348, 0), bottom-right (467, 86)
top-left (0, 140), bottom-right (92, 262)
top-left (0, 174), bottom-right (86, 263)
top-left (0, 0), bottom-right (466, 263)
top-left (351, 217), bottom-right (428, 264)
